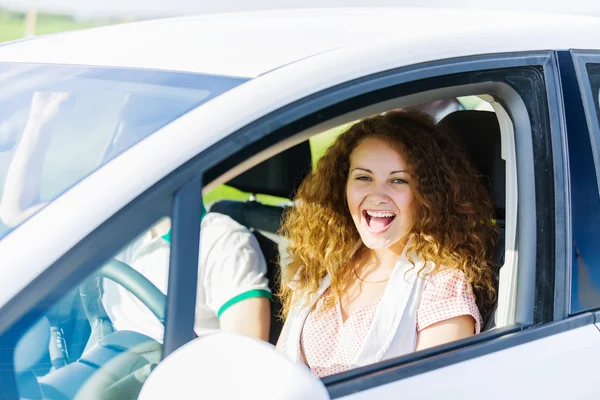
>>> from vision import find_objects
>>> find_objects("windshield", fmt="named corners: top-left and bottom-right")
top-left (0, 63), bottom-right (246, 239)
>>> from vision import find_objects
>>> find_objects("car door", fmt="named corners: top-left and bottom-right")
top-left (132, 49), bottom-right (595, 398)
top-left (1, 48), bottom-right (598, 400)
top-left (321, 51), bottom-right (600, 399)
top-left (188, 50), bottom-right (600, 398)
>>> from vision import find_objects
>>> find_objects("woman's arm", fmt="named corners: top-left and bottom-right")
top-left (219, 297), bottom-right (271, 341)
top-left (0, 92), bottom-right (69, 227)
top-left (415, 315), bottom-right (475, 351)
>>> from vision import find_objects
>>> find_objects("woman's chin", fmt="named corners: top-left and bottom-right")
top-left (359, 234), bottom-right (402, 251)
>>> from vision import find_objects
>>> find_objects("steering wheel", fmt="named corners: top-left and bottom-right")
top-left (18, 260), bottom-right (167, 400)
top-left (78, 258), bottom-right (166, 348)
top-left (84, 259), bottom-right (166, 320)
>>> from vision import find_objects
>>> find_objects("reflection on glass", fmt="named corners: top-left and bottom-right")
top-left (13, 218), bottom-right (171, 399)
top-left (0, 64), bottom-right (246, 239)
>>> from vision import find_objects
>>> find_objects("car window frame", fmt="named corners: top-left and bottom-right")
top-left (200, 52), bottom-right (566, 396)
top-left (0, 50), bottom-right (568, 396)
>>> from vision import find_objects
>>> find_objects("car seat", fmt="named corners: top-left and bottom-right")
top-left (437, 110), bottom-right (506, 331)
top-left (210, 142), bottom-right (312, 344)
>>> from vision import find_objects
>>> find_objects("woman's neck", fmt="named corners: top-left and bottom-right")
top-left (366, 240), bottom-right (407, 271)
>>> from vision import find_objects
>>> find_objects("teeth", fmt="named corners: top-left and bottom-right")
top-left (366, 211), bottom-right (396, 218)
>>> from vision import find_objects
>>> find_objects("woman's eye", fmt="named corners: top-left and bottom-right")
top-left (391, 178), bottom-right (408, 184)
top-left (356, 176), bottom-right (371, 181)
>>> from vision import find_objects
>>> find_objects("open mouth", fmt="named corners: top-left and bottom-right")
top-left (363, 210), bottom-right (396, 233)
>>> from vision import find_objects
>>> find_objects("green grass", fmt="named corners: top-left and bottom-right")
top-left (0, 20), bottom-right (98, 43)
top-left (0, 11), bottom-right (98, 43)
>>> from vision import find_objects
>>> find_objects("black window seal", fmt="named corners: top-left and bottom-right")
top-left (546, 52), bottom-right (572, 322)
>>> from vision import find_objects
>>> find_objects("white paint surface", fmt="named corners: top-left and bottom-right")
top-left (1, 8), bottom-right (600, 77)
top-left (341, 325), bottom-right (600, 399)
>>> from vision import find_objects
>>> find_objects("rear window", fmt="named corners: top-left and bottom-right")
top-left (0, 63), bottom-right (247, 238)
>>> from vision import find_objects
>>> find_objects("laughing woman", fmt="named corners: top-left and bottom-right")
top-left (276, 110), bottom-right (498, 378)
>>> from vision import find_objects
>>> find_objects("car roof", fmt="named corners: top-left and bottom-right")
top-left (1, 7), bottom-right (600, 78)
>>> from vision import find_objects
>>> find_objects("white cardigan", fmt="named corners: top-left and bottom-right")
top-left (277, 251), bottom-right (432, 368)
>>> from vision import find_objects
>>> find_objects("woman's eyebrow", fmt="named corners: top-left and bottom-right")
top-left (351, 167), bottom-right (372, 173)
top-left (351, 168), bottom-right (409, 174)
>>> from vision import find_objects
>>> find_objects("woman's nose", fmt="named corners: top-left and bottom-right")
top-left (368, 185), bottom-right (391, 204)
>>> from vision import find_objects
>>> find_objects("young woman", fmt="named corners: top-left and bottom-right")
top-left (276, 110), bottom-right (498, 377)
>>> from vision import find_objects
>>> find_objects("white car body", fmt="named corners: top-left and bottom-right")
top-left (1, 7), bottom-right (600, 399)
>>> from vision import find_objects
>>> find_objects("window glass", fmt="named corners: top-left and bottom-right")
top-left (13, 218), bottom-right (171, 399)
top-left (0, 63), bottom-right (247, 239)
top-left (589, 63), bottom-right (600, 120)
top-left (571, 63), bottom-right (600, 312)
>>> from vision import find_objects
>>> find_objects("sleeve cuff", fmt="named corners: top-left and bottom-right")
top-left (417, 297), bottom-right (483, 334)
top-left (217, 289), bottom-right (272, 318)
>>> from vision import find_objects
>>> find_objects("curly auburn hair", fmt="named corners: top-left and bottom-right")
top-left (279, 110), bottom-right (499, 319)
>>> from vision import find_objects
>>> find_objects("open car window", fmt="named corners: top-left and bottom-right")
top-left (203, 95), bottom-right (494, 207)
top-left (205, 93), bottom-right (515, 373)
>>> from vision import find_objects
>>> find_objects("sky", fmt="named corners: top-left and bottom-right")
top-left (2, 0), bottom-right (600, 20)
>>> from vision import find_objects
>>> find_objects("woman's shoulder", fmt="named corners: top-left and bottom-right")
top-left (425, 268), bottom-right (470, 286)
top-left (418, 268), bottom-right (482, 333)
top-left (420, 268), bottom-right (475, 302)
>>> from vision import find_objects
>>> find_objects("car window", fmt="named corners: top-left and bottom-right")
top-left (206, 92), bottom-right (515, 362)
top-left (13, 218), bottom-right (171, 399)
top-left (571, 62), bottom-right (600, 313)
top-left (0, 63), bottom-right (247, 239)
top-left (203, 95), bottom-right (493, 207)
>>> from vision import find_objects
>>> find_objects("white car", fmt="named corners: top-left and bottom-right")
top-left (1, 7), bottom-right (600, 400)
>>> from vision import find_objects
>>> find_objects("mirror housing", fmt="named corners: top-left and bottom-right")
top-left (139, 332), bottom-right (330, 400)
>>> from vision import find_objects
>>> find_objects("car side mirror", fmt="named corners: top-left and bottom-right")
top-left (139, 331), bottom-right (330, 400)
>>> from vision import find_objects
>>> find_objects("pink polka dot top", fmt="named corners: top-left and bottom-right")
top-left (300, 269), bottom-right (483, 378)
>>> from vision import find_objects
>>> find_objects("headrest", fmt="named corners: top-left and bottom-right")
top-left (226, 141), bottom-right (312, 199)
top-left (209, 200), bottom-right (285, 234)
top-left (438, 110), bottom-right (506, 210)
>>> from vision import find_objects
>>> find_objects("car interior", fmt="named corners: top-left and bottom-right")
top-left (211, 103), bottom-right (509, 342)
top-left (12, 94), bottom-right (518, 399)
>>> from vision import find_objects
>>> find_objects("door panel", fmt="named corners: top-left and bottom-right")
top-left (339, 323), bottom-right (600, 399)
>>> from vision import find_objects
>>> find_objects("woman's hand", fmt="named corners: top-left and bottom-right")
top-left (0, 91), bottom-right (71, 227)
top-left (29, 92), bottom-right (70, 124)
